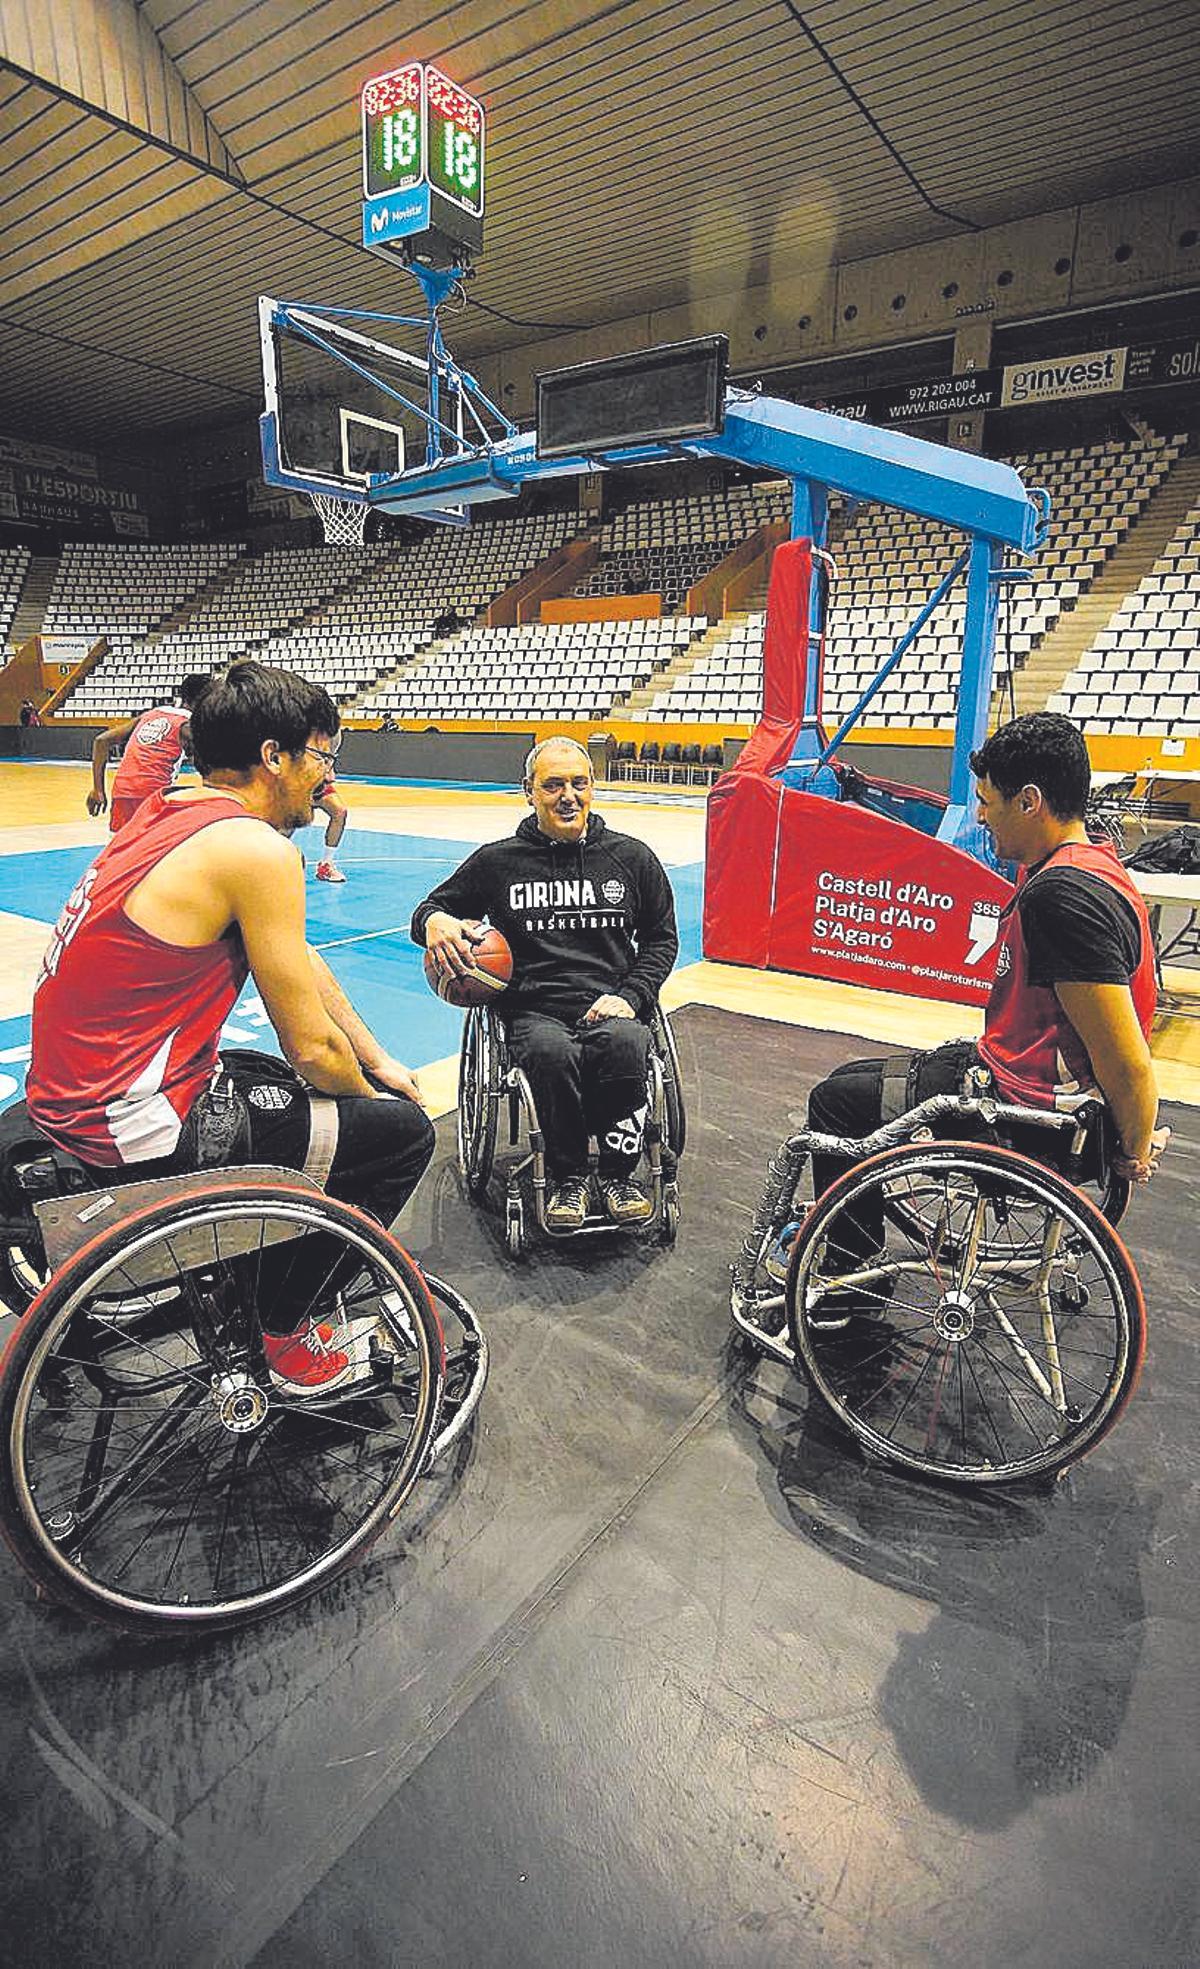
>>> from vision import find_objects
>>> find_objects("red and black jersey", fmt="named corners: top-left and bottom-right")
top-left (27, 792), bottom-right (255, 1166)
top-left (110, 706), bottom-right (189, 824)
top-left (978, 839), bottom-right (1157, 1109)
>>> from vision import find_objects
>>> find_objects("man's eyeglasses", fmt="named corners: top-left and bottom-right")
top-left (304, 738), bottom-right (343, 769)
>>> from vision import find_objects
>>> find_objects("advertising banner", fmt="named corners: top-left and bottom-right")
top-left (705, 781), bottom-right (1012, 1006)
top-left (769, 794), bottom-right (1012, 1005)
top-left (1000, 345), bottom-right (1126, 407)
top-left (821, 370), bottom-right (1001, 425)
top-left (1125, 334), bottom-right (1200, 387)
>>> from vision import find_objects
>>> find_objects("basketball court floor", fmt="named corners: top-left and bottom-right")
top-left (0, 762), bottom-right (1197, 1968)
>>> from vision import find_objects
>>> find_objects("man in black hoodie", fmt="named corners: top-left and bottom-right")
top-left (412, 737), bottom-right (679, 1229)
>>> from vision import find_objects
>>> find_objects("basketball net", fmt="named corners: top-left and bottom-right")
top-left (309, 489), bottom-right (368, 545)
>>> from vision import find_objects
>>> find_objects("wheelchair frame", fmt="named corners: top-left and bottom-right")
top-left (731, 1089), bottom-right (1145, 1486)
top-left (456, 1004), bottom-right (685, 1255)
top-left (0, 1139), bottom-right (489, 1634)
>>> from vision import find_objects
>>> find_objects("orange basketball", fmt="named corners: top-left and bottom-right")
top-left (424, 926), bottom-right (514, 1008)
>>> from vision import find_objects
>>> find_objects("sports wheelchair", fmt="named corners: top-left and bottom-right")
top-left (455, 1005), bottom-right (686, 1255)
top-left (731, 1076), bottom-right (1146, 1487)
top-left (0, 1102), bottom-right (488, 1635)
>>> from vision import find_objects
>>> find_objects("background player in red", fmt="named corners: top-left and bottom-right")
top-left (86, 673), bottom-right (208, 832)
top-left (314, 783), bottom-right (349, 882)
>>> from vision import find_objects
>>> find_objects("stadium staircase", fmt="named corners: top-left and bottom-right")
top-left (613, 615), bottom-right (733, 713)
top-left (1010, 449), bottom-right (1200, 717)
top-left (9, 555), bottom-right (59, 648)
top-left (347, 626), bottom-right (469, 712)
top-left (141, 553), bottom-right (254, 643)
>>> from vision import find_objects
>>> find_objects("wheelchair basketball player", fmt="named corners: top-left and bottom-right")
top-left (27, 660), bottom-right (434, 1395)
top-left (414, 736), bottom-right (679, 1229)
top-left (767, 713), bottom-right (1168, 1301)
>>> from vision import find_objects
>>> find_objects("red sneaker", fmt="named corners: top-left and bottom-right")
top-left (263, 1313), bottom-right (369, 1396)
top-left (315, 860), bottom-right (346, 884)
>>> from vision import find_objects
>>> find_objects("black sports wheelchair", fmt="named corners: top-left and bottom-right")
top-left (455, 1004), bottom-right (686, 1255)
top-left (0, 1101), bottom-right (488, 1635)
top-left (731, 1064), bottom-right (1147, 1488)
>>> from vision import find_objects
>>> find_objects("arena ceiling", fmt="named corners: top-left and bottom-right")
top-left (1, 0), bottom-right (1198, 452)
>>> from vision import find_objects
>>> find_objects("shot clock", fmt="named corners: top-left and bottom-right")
top-left (361, 62), bottom-right (485, 267)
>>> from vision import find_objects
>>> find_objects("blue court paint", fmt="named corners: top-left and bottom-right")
top-left (0, 827), bottom-right (703, 1112)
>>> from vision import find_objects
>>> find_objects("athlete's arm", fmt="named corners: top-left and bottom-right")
top-left (219, 829), bottom-right (375, 1097)
top-left (308, 947), bottom-right (423, 1104)
top-left (1054, 981), bottom-right (1166, 1177)
top-left (88, 717), bottom-right (138, 815)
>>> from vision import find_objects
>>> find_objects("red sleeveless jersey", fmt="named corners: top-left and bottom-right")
top-left (27, 792), bottom-right (254, 1166)
top-left (111, 706), bottom-right (190, 811)
top-left (977, 839), bottom-right (1157, 1109)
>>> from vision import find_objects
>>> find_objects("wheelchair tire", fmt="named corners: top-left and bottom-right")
top-left (0, 1180), bottom-right (445, 1634)
top-left (457, 1007), bottom-right (499, 1199)
top-left (505, 1196), bottom-right (525, 1259)
top-left (786, 1141), bottom-right (1145, 1487)
top-left (656, 1013), bottom-right (687, 1160)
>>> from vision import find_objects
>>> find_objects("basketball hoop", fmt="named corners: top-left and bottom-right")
top-left (309, 490), bottom-right (368, 545)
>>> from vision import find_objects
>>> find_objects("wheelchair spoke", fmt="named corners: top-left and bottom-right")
top-left (4, 1188), bottom-right (447, 1625)
top-left (790, 1142), bottom-right (1140, 1483)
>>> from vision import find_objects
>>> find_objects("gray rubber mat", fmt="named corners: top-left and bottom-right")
top-left (0, 1007), bottom-right (1194, 1969)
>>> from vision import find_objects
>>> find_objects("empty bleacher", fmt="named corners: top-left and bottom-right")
top-left (572, 484), bottom-right (788, 611)
top-left (265, 510), bottom-right (577, 703)
top-left (55, 511), bottom-right (580, 719)
top-left (42, 541), bottom-right (245, 642)
top-left (1049, 493), bottom-right (1200, 736)
top-left (0, 545), bottom-right (31, 648)
top-left (645, 433), bottom-right (1185, 727)
top-left (359, 615), bottom-right (705, 723)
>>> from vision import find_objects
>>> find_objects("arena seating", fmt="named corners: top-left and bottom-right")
top-left (0, 545), bottom-right (30, 648)
top-left (358, 615), bottom-right (705, 722)
top-left (1048, 494), bottom-right (1200, 735)
top-left (37, 432), bottom-right (1190, 732)
top-left (645, 433), bottom-right (1184, 727)
top-left (261, 510), bottom-right (577, 702)
top-left (55, 511), bottom-right (579, 717)
top-left (572, 483), bottom-right (788, 611)
top-left (42, 542), bottom-right (245, 641)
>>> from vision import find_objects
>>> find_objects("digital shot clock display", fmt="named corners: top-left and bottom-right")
top-left (361, 61), bottom-right (485, 265)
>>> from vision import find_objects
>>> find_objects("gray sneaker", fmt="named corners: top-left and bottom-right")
top-left (601, 1176), bottom-right (654, 1225)
top-left (545, 1175), bottom-right (591, 1231)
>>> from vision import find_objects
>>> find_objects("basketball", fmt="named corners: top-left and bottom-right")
top-left (424, 927), bottom-right (514, 1007)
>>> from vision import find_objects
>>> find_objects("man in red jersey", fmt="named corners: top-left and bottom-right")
top-left (768, 714), bottom-right (1167, 1303)
top-left (86, 675), bottom-right (208, 831)
top-left (29, 661), bottom-right (434, 1395)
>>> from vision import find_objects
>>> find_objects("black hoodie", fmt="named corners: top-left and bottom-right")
top-left (411, 812), bottom-right (679, 1026)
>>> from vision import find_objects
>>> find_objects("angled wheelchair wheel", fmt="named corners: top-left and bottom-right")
top-left (786, 1142), bottom-right (1145, 1486)
top-left (0, 1180), bottom-right (445, 1634)
top-left (655, 1012), bottom-right (687, 1160)
top-left (456, 1007), bottom-right (500, 1199)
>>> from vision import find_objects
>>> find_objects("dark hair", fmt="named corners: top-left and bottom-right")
top-left (189, 661), bottom-right (338, 775)
top-left (177, 674), bottom-right (209, 709)
top-left (970, 711), bottom-right (1090, 821)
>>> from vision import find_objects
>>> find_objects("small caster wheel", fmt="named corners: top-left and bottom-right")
top-left (661, 1184), bottom-right (680, 1246)
top-left (505, 1198), bottom-right (525, 1258)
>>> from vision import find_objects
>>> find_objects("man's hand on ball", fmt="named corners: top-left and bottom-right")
top-left (425, 912), bottom-right (486, 980)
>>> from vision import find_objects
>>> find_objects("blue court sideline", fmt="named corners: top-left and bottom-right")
top-left (0, 826), bottom-right (705, 1111)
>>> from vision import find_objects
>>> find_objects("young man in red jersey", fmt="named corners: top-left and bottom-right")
top-left (86, 674), bottom-right (209, 831)
top-left (769, 713), bottom-right (1167, 1301)
top-left (29, 661), bottom-right (434, 1394)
